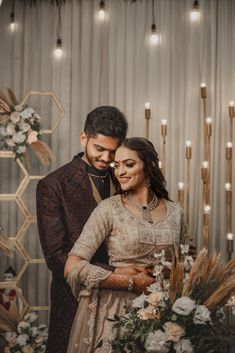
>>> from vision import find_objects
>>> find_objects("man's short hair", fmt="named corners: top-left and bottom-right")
top-left (84, 106), bottom-right (128, 140)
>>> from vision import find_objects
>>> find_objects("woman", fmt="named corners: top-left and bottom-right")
top-left (64, 137), bottom-right (188, 353)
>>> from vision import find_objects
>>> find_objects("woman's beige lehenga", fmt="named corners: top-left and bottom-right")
top-left (66, 195), bottom-right (188, 353)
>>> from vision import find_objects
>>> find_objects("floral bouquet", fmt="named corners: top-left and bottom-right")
top-left (111, 247), bottom-right (235, 353)
top-left (0, 89), bottom-right (54, 167)
top-left (0, 312), bottom-right (48, 353)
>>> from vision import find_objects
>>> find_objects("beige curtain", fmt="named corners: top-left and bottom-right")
top-left (0, 0), bottom-right (234, 324)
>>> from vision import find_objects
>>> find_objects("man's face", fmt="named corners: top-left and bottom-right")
top-left (80, 132), bottom-right (120, 170)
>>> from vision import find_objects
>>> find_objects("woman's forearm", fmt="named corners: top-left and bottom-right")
top-left (99, 273), bottom-right (129, 291)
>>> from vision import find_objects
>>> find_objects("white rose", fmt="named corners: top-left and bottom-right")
top-left (8, 335), bottom-right (18, 347)
top-left (21, 123), bottom-right (31, 132)
top-left (132, 293), bottom-right (148, 308)
top-left (30, 326), bottom-right (38, 337)
top-left (14, 104), bottom-right (24, 112)
top-left (27, 130), bottom-right (38, 144)
top-left (13, 131), bottom-right (26, 144)
top-left (24, 312), bottom-right (38, 323)
top-left (20, 107), bottom-right (35, 119)
top-left (145, 330), bottom-right (170, 353)
top-left (174, 338), bottom-right (194, 353)
top-left (10, 111), bottom-right (20, 124)
top-left (0, 126), bottom-right (7, 136)
top-left (4, 331), bottom-right (17, 342)
top-left (17, 321), bottom-right (30, 333)
top-left (6, 122), bottom-right (16, 135)
top-left (164, 322), bottom-right (185, 342)
top-left (193, 305), bottom-right (211, 324)
top-left (137, 307), bottom-right (160, 320)
top-left (147, 292), bottom-right (163, 306)
top-left (5, 138), bottom-right (16, 147)
top-left (17, 333), bottom-right (29, 346)
top-left (172, 296), bottom-right (196, 316)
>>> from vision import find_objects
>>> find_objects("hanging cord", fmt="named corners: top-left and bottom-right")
top-left (56, 4), bottom-right (62, 39)
top-left (152, 0), bottom-right (155, 25)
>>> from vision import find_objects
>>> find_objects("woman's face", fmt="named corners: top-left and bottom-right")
top-left (114, 146), bottom-right (146, 192)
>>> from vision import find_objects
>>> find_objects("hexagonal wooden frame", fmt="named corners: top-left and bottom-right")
top-left (21, 91), bottom-right (64, 134)
top-left (0, 91), bottom-right (64, 316)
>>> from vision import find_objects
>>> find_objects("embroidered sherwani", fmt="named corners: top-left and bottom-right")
top-left (67, 194), bottom-right (188, 353)
top-left (36, 154), bottom-right (114, 353)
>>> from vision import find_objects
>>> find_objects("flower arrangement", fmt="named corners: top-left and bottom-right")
top-left (1, 312), bottom-right (48, 353)
top-left (111, 247), bottom-right (235, 353)
top-left (0, 89), bottom-right (53, 167)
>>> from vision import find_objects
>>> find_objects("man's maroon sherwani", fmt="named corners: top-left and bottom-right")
top-left (36, 154), bottom-right (111, 353)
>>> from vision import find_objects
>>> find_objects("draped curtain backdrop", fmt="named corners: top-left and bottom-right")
top-left (0, 0), bottom-right (235, 322)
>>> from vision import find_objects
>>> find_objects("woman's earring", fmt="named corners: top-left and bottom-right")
top-left (145, 178), bottom-right (151, 188)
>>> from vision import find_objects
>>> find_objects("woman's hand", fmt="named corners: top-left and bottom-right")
top-left (132, 272), bottom-right (156, 295)
top-left (114, 265), bottom-right (149, 276)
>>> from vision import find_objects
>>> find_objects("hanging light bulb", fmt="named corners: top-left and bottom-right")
top-left (190, 0), bottom-right (200, 22)
top-left (54, 38), bottom-right (63, 59)
top-left (10, 11), bottom-right (15, 32)
top-left (150, 23), bottom-right (159, 45)
top-left (0, 0), bottom-right (3, 7)
top-left (98, 0), bottom-right (105, 20)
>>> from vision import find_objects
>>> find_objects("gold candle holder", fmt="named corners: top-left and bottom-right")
top-left (161, 119), bottom-right (167, 137)
top-left (145, 102), bottom-right (151, 139)
top-left (200, 82), bottom-right (207, 98)
top-left (227, 233), bottom-right (234, 261)
top-left (201, 161), bottom-right (208, 181)
top-left (229, 101), bottom-right (235, 118)
top-left (205, 117), bottom-right (212, 136)
top-left (178, 182), bottom-right (184, 206)
top-left (226, 142), bottom-right (232, 160)
top-left (185, 141), bottom-right (192, 159)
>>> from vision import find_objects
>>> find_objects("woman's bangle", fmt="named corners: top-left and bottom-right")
top-left (128, 275), bottom-right (135, 292)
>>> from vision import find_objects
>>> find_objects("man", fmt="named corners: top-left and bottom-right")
top-left (36, 106), bottom-right (128, 353)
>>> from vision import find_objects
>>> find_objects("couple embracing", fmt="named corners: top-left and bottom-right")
top-left (36, 106), bottom-right (188, 353)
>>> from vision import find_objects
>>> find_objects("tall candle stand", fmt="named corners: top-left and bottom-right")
top-left (145, 102), bottom-right (151, 139)
top-left (161, 119), bottom-right (167, 177)
top-left (200, 83), bottom-right (212, 248)
top-left (185, 141), bottom-right (192, 225)
top-left (226, 101), bottom-right (234, 260)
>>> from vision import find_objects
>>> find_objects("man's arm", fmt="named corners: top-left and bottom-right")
top-left (36, 178), bottom-right (68, 278)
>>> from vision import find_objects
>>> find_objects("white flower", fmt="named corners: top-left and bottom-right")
top-left (38, 324), bottom-right (47, 331)
top-left (184, 255), bottom-right (194, 271)
top-left (20, 107), bottom-right (35, 119)
top-left (161, 260), bottom-right (172, 269)
top-left (17, 333), bottom-right (29, 346)
top-left (17, 321), bottom-right (30, 333)
top-left (174, 338), bottom-right (194, 353)
top-left (0, 126), bottom-right (7, 136)
top-left (172, 296), bottom-right (196, 316)
top-left (6, 122), bottom-right (16, 135)
top-left (147, 292), bottom-right (163, 306)
top-left (14, 104), bottom-right (24, 112)
top-left (8, 335), bottom-right (18, 347)
top-left (145, 330), bottom-right (170, 353)
top-left (21, 123), bottom-right (31, 132)
top-left (153, 264), bottom-right (164, 277)
top-left (17, 145), bottom-right (26, 154)
top-left (24, 312), bottom-right (38, 323)
top-left (193, 305), bottom-right (211, 324)
top-left (137, 306), bottom-right (160, 320)
top-left (13, 131), bottom-right (26, 144)
top-left (164, 322), bottom-right (185, 342)
top-left (21, 345), bottom-right (34, 353)
top-left (4, 331), bottom-right (17, 342)
top-left (132, 293), bottom-right (148, 308)
top-left (30, 326), bottom-right (38, 337)
top-left (27, 130), bottom-right (38, 144)
top-left (180, 244), bottom-right (189, 255)
top-left (10, 111), bottom-right (20, 124)
top-left (5, 138), bottom-right (16, 147)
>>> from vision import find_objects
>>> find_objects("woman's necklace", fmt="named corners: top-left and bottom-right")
top-left (126, 192), bottom-right (159, 223)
